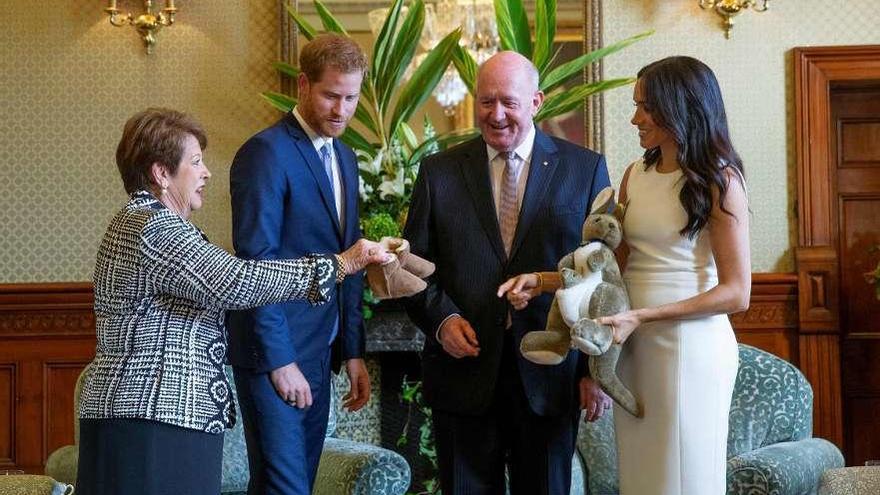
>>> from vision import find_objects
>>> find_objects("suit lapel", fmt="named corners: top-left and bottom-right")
top-left (336, 140), bottom-right (359, 245)
top-left (509, 130), bottom-right (558, 261)
top-left (283, 114), bottom-right (342, 237)
top-left (460, 138), bottom-right (507, 263)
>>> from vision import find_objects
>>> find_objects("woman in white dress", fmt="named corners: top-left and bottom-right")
top-left (498, 56), bottom-right (750, 494)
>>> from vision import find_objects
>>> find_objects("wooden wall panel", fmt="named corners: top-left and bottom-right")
top-left (799, 334), bottom-right (844, 449)
top-left (849, 397), bottom-right (880, 465)
top-left (0, 284), bottom-right (95, 473)
top-left (44, 363), bottom-right (88, 463)
top-left (0, 364), bottom-right (14, 466)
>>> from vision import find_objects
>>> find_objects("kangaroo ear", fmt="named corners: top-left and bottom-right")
top-left (590, 187), bottom-right (615, 215)
top-left (613, 200), bottom-right (628, 223)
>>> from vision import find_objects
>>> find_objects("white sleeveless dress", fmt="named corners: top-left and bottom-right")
top-left (615, 160), bottom-right (738, 495)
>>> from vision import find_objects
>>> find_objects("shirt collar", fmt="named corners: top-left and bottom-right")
top-left (486, 124), bottom-right (536, 163)
top-left (292, 107), bottom-right (333, 153)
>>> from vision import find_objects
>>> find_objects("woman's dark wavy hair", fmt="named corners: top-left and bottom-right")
top-left (637, 56), bottom-right (744, 239)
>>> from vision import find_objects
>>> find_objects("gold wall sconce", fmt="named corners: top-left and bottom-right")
top-left (699, 0), bottom-right (769, 39)
top-left (105, 1), bottom-right (178, 54)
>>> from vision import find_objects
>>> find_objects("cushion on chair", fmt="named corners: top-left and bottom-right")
top-left (727, 438), bottom-right (845, 495)
top-left (0, 475), bottom-right (73, 495)
top-left (818, 466), bottom-right (880, 495)
top-left (313, 438), bottom-right (411, 495)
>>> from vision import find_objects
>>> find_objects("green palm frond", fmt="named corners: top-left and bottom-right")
top-left (388, 28), bottom-right (462, 141)
top-left (535, 78), bottom-right (635, 122)
top-left (532, 0), bottom-right (556, 73)
top-left (541, 30), bottom-right (653, 93)
top-left (493, 0), bottom-right (531, 57)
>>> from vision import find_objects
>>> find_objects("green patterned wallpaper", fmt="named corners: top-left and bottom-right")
top-left (602, 0), bottom-right (880, 272)
top-left (0, 0), bottom-right (281, 282)
top-left (4, 1), bottom-right (880, 280)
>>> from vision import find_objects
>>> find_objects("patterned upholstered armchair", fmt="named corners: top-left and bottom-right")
top-left (46, 366), bottom-right (411, 495)
top-left (571, 344), bottom-right (845, 495)
top-left (222, 367), bottom-right (411, 495)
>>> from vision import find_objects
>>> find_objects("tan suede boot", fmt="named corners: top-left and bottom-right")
top-left (380, 237), bottom-right (435, 278)
top-left (365, 254), bottom-right (428, 300)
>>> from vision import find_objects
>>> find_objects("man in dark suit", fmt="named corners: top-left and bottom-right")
top-left (226, 34), bottom-right (372, 495)
top-left (403, 51), bottom-right (613, 494)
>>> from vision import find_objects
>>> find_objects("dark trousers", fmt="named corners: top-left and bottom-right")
top-left (432, 335), bottom-right (580, 495)
top-left (76, 418), bottom-right (223, 495)
top-left (233, 351), bottom-right (332, 495)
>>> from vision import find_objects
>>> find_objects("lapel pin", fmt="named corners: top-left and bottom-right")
top-left (542, 161), bottom-right (548, 166)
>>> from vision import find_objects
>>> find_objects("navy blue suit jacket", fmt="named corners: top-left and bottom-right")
top-left (403, 131), bottom-right (610, 417)
top-left (226, 113), bottom-right (364, 374)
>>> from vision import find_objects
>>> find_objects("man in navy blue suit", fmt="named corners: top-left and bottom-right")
top-left (227, 34), bottom-right (372, 495)
top-left (403, 51), bottom-right (613, 494)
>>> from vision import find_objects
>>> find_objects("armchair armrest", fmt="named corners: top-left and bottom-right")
top-left (313, 437), bottom-right (411, 495)
top-left (45, 444), bottom-right (78, 486)
top-left (727, 438), bottom-right (844, 495)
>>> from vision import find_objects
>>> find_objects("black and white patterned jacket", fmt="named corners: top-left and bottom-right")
top-left (79, 191), bottom-right (337, 433)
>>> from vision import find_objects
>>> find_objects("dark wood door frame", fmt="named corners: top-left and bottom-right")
top-left (793, 45), bottom-right (880, 449)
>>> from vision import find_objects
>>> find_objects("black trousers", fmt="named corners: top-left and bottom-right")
top-left (432, 334), bottom-right (580, 495)
top-left (76, 418), bottom-right (223, 495)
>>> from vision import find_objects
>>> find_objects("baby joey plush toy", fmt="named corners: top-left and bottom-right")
top-left (520, 187), bottom-right (642, 417)
top-left (366, 237), bottom-right (435, 300)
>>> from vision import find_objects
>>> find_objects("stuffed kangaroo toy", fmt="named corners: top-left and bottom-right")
top-left (520, 187), bottom-right (642, 417)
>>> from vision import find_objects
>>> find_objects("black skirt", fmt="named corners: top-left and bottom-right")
top-left (76, 418), bottom-right (224, 495)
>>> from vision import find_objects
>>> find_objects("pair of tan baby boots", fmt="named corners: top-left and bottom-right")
top-left (366, 237), bottom-right (435, 300)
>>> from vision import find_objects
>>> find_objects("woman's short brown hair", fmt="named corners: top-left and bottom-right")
top-left (299, 33), bottom-right (367, 82)
top-left (116, 108), bottom-right (207, 194)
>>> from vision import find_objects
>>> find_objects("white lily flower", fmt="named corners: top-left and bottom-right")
top-left (358, 175), bottom-right (374, 202)
top-left (378, 169), bottom-right (406, 199)
top-left (357, 149), bottom-right (384, 176)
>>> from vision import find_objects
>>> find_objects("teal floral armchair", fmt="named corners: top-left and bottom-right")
top-left (46, 366), bottom-right (410, 495)
top-left (572, 344), bottom-right (844, 495)
top-left (221, 368), bottom-right (411, 495)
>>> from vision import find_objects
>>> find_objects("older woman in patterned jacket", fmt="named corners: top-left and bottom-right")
top-left (75, 108), bottom-right (388, 495)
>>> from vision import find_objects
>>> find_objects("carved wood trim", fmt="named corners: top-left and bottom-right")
top-left (730, 273), bottom-right (798, 329)
top-left (0, 283), bottom-right (95, 337)
top-left (795, 245), bottom-right (839, 333)
top-left (730, 273), bottom-right (799, 363)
